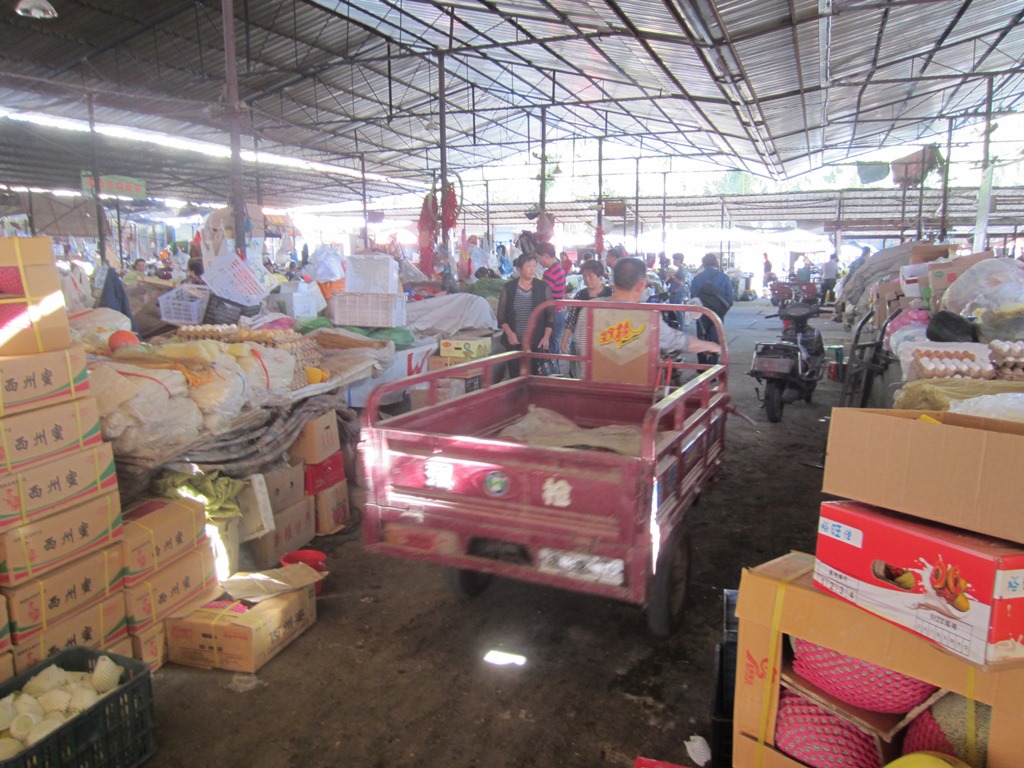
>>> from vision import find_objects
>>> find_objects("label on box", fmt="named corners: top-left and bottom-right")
top-left (123, 541), bottom-right (218, 632)
top-left (439, 336), bottom-right (493, 359)
top-left (0, 397), bottom-right (101, 475)
top-left (315, 480), bottom-right (349, 536)
top-left (305, 451), bottom-right (345, 496)
top-left (0, 491), bottom-right (122, 585)
top-left (0, 346), bottom-right (89, 417)
top-left (2, 544), bottom-right (125, 642)
top-left (11, 591), bottom-right (128, 674)
top-left (121, 497), bottom-right (207, 585)
top-left (0, 442), bottom-right (118, 533)
top-left (813, 500), bottom-right (1024, 665)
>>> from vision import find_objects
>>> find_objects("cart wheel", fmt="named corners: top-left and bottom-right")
top-left (443, 567), bottom-right (492, 600)
top-left (764, 381), bottom-right (784, 423)
top-left (646, 523), bottom-right (692, 638)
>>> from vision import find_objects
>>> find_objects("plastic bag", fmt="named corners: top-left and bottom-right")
top-left (68, 307), bottom-right (133, 351)
top-left (310, 245), bottom-right (344, 282)
top-left (941, 259), bottom-right (1024, 316)
top-left (949, 392), bottom-right (1024, 423)
top-left (190, 359), bottom-right (247, 432)
top-left (884, 308), bottom-right (930, 350)
top-left (112, 397), bottom-right (203, 458)
top-left (887, 324), bottom-right (930, 357)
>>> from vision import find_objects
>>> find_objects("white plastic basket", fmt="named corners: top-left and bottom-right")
top-left (158, 284), bottom-right (210, 325)
top-left (343, 255), bottom-right (400, 294)
top-left (329, 292), bottom-right (407, 328)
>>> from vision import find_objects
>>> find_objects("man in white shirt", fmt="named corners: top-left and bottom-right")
top-left (820, 254), bottom-right (840, 305)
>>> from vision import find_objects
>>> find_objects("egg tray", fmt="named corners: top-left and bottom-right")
top-left (0, 647), bottom-right (154, 768)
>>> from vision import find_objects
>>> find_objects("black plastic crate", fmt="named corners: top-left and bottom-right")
top-left (710, 640), bottom-right (737, 768)
top-left (722, 588), bottom-right (739, 642)
top-left (0, 647), bottom-right (155, 768)
top-left (202, 294), bottom-right (262, 325)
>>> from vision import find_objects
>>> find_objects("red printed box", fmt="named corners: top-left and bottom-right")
top-left (814, 500), bottom-right (1024, 666)
top-left (304, 450), bottom-right (345, 496)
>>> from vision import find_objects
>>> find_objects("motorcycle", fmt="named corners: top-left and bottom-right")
top-left (747, 302), bottom-right (826, 422)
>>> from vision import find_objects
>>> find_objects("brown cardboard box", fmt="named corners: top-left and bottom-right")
top-left (0, 491), bottom-right (122, 585)
top-left (928, 251), bottom-right (993, 312)
top-left (0, 237), bottom-right (72, 356)
top-left (124, 540), bottom-right (218, 632)
top-left (907, 243), bottom-right (957, 264)
top-left (246, 496), bottom-right (315, 570)
top-left (262, 461), bottom-right (306, 513)
top-left (0, 345), bottom-right (89, 417)
top-left (3, 543), bottom-right (124, 642)
top-left (824, 408), bottom-right (1024, 544)
top-left (0, 652), bottom-right (13, 685)
top-left (121, 496), bottom-right (207, 585)
top-left (0, 397), bottom-right (102, 475)
top-left (130, 583), bottom-right (223, 673)
top-left (288, 411), bottom-right (340, 466)
top-left (315, 479), bottom-right (350, 536)
top-left (0, 442), bottom-right (118, 532)
top-left (733, 552), bottom-right (1024, 768)
top-left (167, 584), bottom-right (317, 673)
top-left (12, 591), bottom-right (128, 673)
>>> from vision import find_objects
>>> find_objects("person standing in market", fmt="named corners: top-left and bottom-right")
top-left (690, 252), bottom-right (733, 365)
top-left (667, 253), bottom-right (689, 329)
top-left (610, 258), bottom-right (720, 358)
top-left (537, 243), bottom-right (567, 358)
top-left (497, 253), bottom-right (554, 378)
top-left (820, 253), bottom-right (840, 305)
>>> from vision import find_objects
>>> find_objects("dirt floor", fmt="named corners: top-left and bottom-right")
top-left (144, 299), bottom-right (854, 768)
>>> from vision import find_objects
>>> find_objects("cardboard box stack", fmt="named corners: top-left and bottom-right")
top-left (0, 237), bottom-right (130, 678)
top-left (733, 406), bottom-right (1024, 768)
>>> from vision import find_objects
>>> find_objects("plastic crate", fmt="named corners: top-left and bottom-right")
top-left (710, 640), bottom-right (737, 768)
top-left (343, 255), bottom-right (400, 294)
top-left (158, 284), bottom-right (210, 325)
top-left (0, 646), bottom-right (155, 768)
top-left (202, 294), bottom-right (262, 325)
top-left (328, 292), bottom-right (407, 328)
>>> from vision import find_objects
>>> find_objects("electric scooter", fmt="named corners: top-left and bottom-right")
top-left (747, 302), bottom-right (826, 423)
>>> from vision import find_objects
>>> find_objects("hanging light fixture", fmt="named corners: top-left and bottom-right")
top-left (15, 0), bottom-right (58, 19)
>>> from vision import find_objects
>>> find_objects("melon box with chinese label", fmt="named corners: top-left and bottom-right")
top-left (814, 499), bottom-right (1024, 665)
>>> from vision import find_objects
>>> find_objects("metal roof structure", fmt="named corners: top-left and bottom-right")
top-left (0, 0), bottom-right (1022, 214)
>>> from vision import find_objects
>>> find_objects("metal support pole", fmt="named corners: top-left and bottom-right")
top-left (116, 200), bottom-right (123, 269)
top-left (974, 76), bottom-right (995, 253)
top-left (597, 138), bottom-right (604, 253)
top-left (633, 157), bottom-right (640, 244)
top-left (484, 180), bottom-right (491, 249)
top-left (253, 134), bottom-right (263, 209)
top-left (222, 0), bottom-right (248, 259)
top-left (661, 172), bottom-right (668, 256)
top-left (86, 95), bottom-right (106, 263)
top-left (899, 185), bottom-right (907, 243)
top-left (26, 191), bottom-right (35, 236)
top-left (940, 118), bottom-right (953, 240)
top-left (438, 52), bottom-right (450, 253)
top-left (539, 106), bottom-right (547, 214)
top-left (917, 179), bottom-right (925, 240)
top-left (360, 154), bottom-right (369, 250)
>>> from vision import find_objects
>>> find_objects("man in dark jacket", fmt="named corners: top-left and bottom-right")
top-left (689, 253), bottom-right (733, 365)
